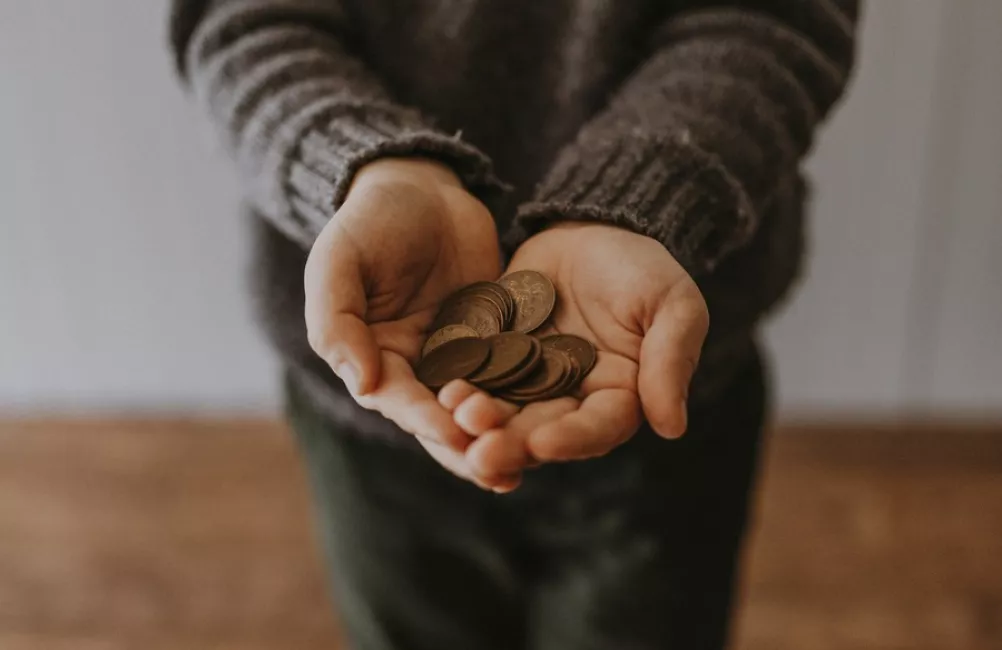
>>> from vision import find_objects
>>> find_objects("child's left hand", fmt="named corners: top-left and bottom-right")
top-left (441, 222), bottom-right (709, 487)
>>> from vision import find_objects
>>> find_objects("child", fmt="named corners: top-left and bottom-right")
top-left (172, 1), bottom-right (859, 647)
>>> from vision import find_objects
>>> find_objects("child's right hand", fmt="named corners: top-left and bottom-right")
top-left (304, 157), bottom-right (510, 460)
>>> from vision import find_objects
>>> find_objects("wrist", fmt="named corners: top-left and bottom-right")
top-left (529, 220), bottom-right (629, 240)
top-left (516, 220), bottom-right (680, 269)
top-left (350, 157), bottom-right (463, 196)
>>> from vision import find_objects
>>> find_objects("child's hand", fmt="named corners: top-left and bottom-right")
top-left (455, 222), bottom-right (709, 480)
top-left (304, 158), bottom-right (503, 453)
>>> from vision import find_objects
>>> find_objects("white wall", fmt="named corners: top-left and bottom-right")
top-left (1, 2), bottom-right (280, 413)
top-left (1, 1), bottom-right (999, 417)
top-left (764, 0), bottom-right (1002, 417)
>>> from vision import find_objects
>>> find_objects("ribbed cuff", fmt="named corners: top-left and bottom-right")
top-left (509, 130), bottom-right (756, 274)
top-left (285, 104), bottom-right (509, 243)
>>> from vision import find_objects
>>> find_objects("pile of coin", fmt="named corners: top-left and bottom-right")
top-left (415, 271), bottom-right (597, 404)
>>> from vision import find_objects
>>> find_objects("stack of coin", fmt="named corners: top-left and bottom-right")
top-left (415, 271), bottom-right (597, 403)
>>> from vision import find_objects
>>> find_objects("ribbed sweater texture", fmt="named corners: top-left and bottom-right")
top-left (171, 0), bottom-right (859, 439)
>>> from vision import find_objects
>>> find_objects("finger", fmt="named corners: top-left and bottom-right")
top-left (304, 222), bottom-right (381, 395)
top-left (453, 392), bottom-right (520, 436)
top-left (356, 353), bottom-right (470, 450)
top-left (577, 352), bottom-right (638, 396)
top-left (490, 474), bottom-right (522, 494)
top-left (466, 429), bottom-right (531, 479)
top-left (319, 313), bottom-right (382, 396)
top-left (527, 389), bottom-right (641, 462)
top-left (493, 397), bottom-right (580, 451)
top-left (466, 399), bottom-right (580, 475)
top-left (418, 438), bottom-right (476, 482)
top-left (639, 280), bottom-right (709, 439)
top-left (420, 438), bottom-right (521, 492)
top-left (437, 381), bottom-right (520, 436)
top-left (437, 380), bottom-right (480, 411)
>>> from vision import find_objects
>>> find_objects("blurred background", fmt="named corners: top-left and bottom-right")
top-left (1, 2), bottom-right (1000, 650)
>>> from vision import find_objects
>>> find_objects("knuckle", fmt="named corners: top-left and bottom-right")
top-left (692, 304), bottom-right (710, 337)
top-left (622, 409), bottom-right (643, 440)
top-left (354, 392), bottom-right (377, 411)
top-left (685, 355), bottom-right (700, 379)
top-left (303, 230), bottom-right (340, 280)
top-left (443, 429), bottom-right (471, 452)
top-left (672, 283), bottom-right (710, 334)
top-left (528, 434), bottom-right (573, 463)
top-left (305, 325), bottom-right (332, 357)
top-left (305, 326), bottom-right (323, 354)
top-left (469, 454), bottom-right (496, 479)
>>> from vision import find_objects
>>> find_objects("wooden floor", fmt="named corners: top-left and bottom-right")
top-left (0, 419), bottom-right (999, 650)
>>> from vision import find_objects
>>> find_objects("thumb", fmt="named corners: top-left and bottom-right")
top-left (304, 221), bottom-right (382, 395)
top-left (638, 280), bottom-right (709, 439)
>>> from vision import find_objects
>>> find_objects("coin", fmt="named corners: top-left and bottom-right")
top-left (541, 334), bottom-right (597, 378)
top-left (498, 270), bottom-right (556, 334)
top-left (498, 347), bottom-right (567, 401)
top-left (468, 332), bottom-right (536, 386)
top-left (417, 271), bottom-right (601, 402)
top-left (534, 350), bottom-right (581, 400)
top-left (416, 337), bottom-right (491, 390)
top-left (433, 301), bottom-right (502, 338)
top-left (453, 282), bottom-right (509, 308)
top-left (421, 324), bottom-right (480, 358)
top-left (475, 282), bottom-right (516, 329)
top-left (477, 336), bottom-right (543, 391)
top-left (469, 290), bottom-right (509, 329)
top-left (435, 283), bottom-right (508, 331)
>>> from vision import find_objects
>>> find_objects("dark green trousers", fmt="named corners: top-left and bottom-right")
top-left (287, 346), bottom-right (767, 650)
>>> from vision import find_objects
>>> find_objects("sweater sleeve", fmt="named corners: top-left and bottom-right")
top-left (171, 0), bottom-right (508, 248)
top-left (509, 0), bottom-right (861, 274)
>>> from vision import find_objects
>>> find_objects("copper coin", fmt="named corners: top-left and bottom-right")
top-left (433, 301), bottom-right (501, 338)
top-left (435, 284), bottom-right (506, 330)
top-left (468, 332), bottom-right (535, 385)
top-left (498, 270), bottom-right (556, 334)
top-left (475, 282), bottom-right (516, 328)
top-left (478, 337), bottom-right (543, 391)
top-left (541, 334), bottom-right (597, 378)
top-left (535, 351), bottom-right (581, 400)
top-left (415, 337), bottom-right (491, 390)
top-left (457, 282), bottom-right (510, 312)
top-left (492, 286), bottom-right (516, 328)
top-left (467, 290), bottom-right (509, 329)
top-left (528, 351), bottom-right (573, 401)
top-left (498, 347), bottom-right (567, 400)
top-left (421, 324), bottom-right (480, 358)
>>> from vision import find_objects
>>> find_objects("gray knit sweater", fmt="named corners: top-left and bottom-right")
top-left (171, 0), bottom-right (859, 437)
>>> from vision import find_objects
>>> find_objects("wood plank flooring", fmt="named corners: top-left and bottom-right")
top-left (0, 419), bottom-right (999, 650)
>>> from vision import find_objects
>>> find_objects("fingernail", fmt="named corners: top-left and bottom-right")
top-left (336, 363), bottom-right (359, 394)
